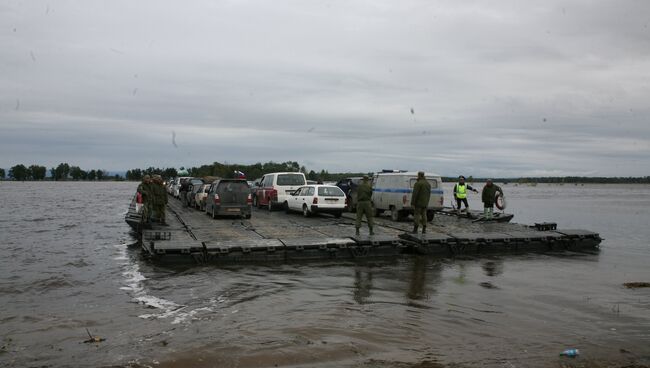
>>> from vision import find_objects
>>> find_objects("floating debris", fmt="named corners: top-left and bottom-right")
top-left (83, 328), bottom-right (105, 344)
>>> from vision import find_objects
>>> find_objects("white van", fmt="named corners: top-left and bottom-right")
top-left (372, 171), bottom-right (444, 221)
top-left (255, 172), bottom-right (307, 210)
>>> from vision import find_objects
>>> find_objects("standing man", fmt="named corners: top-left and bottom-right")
top-left (411, 171), bottom-right (431, 234)
top-left (481, 179), bottom-right (503, 220)
top-left (137, 175), bottom-right (153, 226)
top-left (179, 178), bottom-right (190, 206)
top-left (453, 176), bottom-right (478, 215)
top-left (355, 175), bottom-right (375, 236)
top-left (153, 175), bottom-right (168, 225)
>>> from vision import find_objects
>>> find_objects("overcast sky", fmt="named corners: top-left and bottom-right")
top-left (1, 0), bottom-right (649, 177)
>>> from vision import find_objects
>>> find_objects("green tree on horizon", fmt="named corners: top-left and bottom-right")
top-left (9, 164), bottom-right (29, 181)
top-left (29, 165), bottom-right (47, 180)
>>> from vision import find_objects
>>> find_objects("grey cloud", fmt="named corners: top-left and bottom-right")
top-left (1, 0), bottom-right (649, 176)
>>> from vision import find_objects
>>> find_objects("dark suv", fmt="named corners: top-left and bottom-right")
top-left (335, 177), bottom-right (364, 212)
top-left (205, 179), bottom-right (252, 219)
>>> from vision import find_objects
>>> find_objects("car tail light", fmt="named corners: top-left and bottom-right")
top-left (247, 194), bottom-right (252, 205)
top-left (214, 194), bottom-right (221, 204)
top-left (313, 197), bottom-right (318, 204)
top-left (402, 195), bottom-right (408, 205)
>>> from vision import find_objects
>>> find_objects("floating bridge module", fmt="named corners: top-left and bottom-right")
top-left (125, 195), bottom-right (602, 263)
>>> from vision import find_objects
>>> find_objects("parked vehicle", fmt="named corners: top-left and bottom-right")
top-left (249, 178), bottom-right (262, 205)
top-left (205, 179), bottom-right (252, 219)
top-left (335, 177), bottom-right (365, 212)
top-left (286, 185), bottom-right (346, 218)
top-left (194, 183), bottom-right (211, 210)
top-left (166, 178), bottom-right (175, 195)
top-left (254, 172), bottom-right (307, 210)
top-left (185, 178), bottom-right (205, 207)
top-left (372, 171), bottom-right (444, 221)
top-left (174, 177), bottom-right (191, 198)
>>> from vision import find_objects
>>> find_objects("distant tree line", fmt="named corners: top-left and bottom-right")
top-left (2, 163), bottom-right (114, 181)
top-left (441, 176), bottom-right (650, 184)
top-left (124, 161), bottom-right (371, 183)
top-left (125, 167), bottom-right (179, 181)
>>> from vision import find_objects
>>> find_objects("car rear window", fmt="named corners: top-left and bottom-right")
top-left (217, 181), bottom-right (249, 192)
top-left (277, 174), bottom-right (305, 186)
top-left (409, 178), bottom-right (439, 189)
top-left (318, 187), bottom-right (345, 197)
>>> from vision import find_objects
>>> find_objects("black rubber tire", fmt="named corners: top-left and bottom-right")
top-left (391, 208), bottom-right (399, 222)
top-left (302, 205), bottom-right (310, 217)
top-left (252, 195), bottom-right (258, 208)
top-left (426, 210), bottom-right (435, 222)
top-left (211, 207), bottom-right (216, 219)
top-left (268, 200), bottom-right (273, 212)
top-left (245, 214), bottom-right (251, 219)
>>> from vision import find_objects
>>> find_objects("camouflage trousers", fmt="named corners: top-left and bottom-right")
top-left (413, 207), bottom-right (427, 229)
top-left (154, 204), bottom-right (166, 223)
top-left (483, 205), bottom-right (494, 219)
top-left (355, 201), bottom-right (374, 229)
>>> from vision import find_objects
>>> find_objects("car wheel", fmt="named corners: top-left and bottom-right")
top-left (302, 204), bottom-right (310, 217)
top-left (391, 207), bottom-right (400, 222)
top-left (245, 214), bottom-right (251, 219)
top-left (426, 210), bottom-right (435, 222)
top-left (212, 207), bottom-right (216, 219)
top-left (268, 200), bottom-right (273, 212)
top-left (253, 195), bottom-right (258, 207)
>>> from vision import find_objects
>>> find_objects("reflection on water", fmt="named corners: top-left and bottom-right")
top-left (0, 182), bottom-right (649, 368)
top-left (353, 269), bottom-right (373, 304)
top-left (481, 260), bottom-right (503, 277)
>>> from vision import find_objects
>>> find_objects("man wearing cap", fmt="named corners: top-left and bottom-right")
top-left (481, 179), bottom-right (503, 220)
top-left (410, 171), bottom-right (431, 234)
top-left (453, 176), bottom-right (478, 215)
top-left (137, 175), bottom-right (153, 225)
top-left (355, 175), bottom-right (374, 236)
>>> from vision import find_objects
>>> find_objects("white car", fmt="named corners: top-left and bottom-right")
top-left (194, 183), bottom-right (211, 211)
top-left (286, 185), bottom-right (347, 218)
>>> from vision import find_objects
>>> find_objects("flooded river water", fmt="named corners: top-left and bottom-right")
top-left (1, 182), bottom-right (649, 368)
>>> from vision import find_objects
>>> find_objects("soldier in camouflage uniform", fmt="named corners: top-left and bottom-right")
top-left (137, 175), bottom-right (153, 226)
top-left (481, 179), bottom-right (503, 220)
top-left (355, 175), bottom-right (375, 236)
top-left (152, 175), bottom-right (168, 225)
top-left (410, 171), bottom-right (431, 234)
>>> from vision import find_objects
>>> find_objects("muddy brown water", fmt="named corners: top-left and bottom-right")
top-left (0, 182), bottom-right (649, 368)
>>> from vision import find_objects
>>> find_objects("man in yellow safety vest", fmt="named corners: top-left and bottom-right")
top-left (453, 176), bottom-right (478, 215)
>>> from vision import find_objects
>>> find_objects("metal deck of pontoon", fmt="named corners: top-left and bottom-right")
top-left (126, 195), bottom-right (601, 263)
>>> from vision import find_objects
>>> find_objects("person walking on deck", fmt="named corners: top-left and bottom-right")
top-left (137, 175), bottom-right (153, 226)
top-left (355, 175), bottom-right (375, 236)
top-left (453, 176), bottom-right (478, 215)
top-left (481, 179), bottom-right (503, 220)
top-left (411, 171), bottom-right (431, 234)
top-left (152, 175), bottom-right (169, 225)
top-left (179, 178), bottom-right (190, 207)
